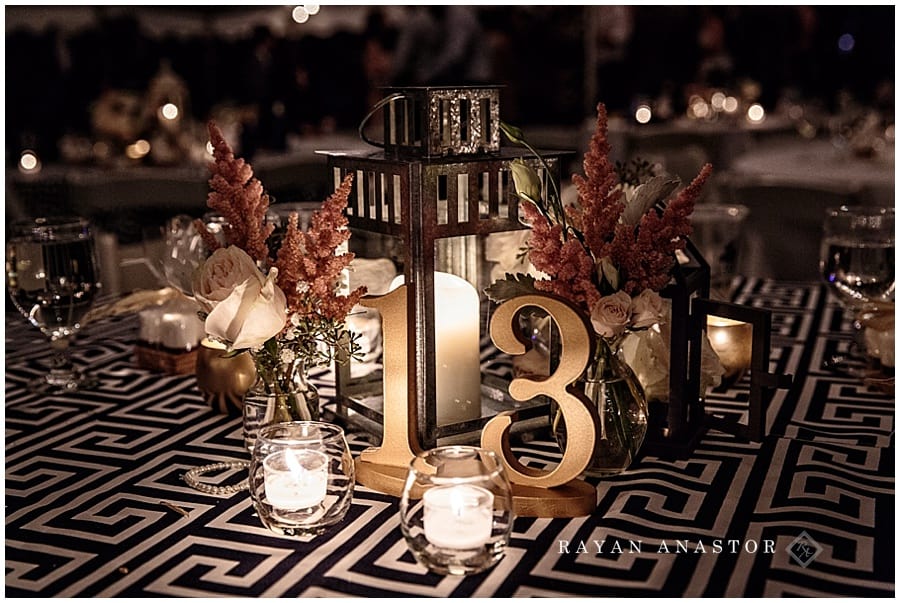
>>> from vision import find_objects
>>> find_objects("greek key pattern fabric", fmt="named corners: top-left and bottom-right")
top-left (5, 279), bottom-right (893, 596)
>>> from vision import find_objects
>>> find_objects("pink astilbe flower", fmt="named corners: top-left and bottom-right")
top-left (523, 197), bottom-right (600, 310)
top-left (197, 121), bottom-right (273, 264)
top-left (571, 103), bottom-right (623, 259)
top-left (190, 124), bottom-right (366, 367)
top-left (499, 102), bottom-right (713, 335)
top-left (275, 173), bottom-right (366, 322)
top-left (610, 163), bottom-right (713, 293)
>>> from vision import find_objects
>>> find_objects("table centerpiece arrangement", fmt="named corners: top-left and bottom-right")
top-left (488, 102), bottom-right (719, 474)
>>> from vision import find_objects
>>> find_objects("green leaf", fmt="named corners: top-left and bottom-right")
top-left (484, 273), bottom-right (538, 303)
top-left (499, 121), bottom-right (527, 145)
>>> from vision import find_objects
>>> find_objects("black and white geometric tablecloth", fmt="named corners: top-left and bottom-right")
top-left (5, 279), bottom-right (894, 597)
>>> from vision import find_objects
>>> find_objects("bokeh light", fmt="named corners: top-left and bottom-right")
top-left (710, 91), bottom-right (726, 111)
top-left (723, 96), bottom-right (739, 113)
top-left (160, 103), bottom-right (179, 120)
top-left (126, 139), bottom-right (151, 159)
top-left (18, 150), bottom-right (41, 173)
top-left (634, 104), bottom-right (652, 124)
top-left (746, 103), bottom-right (766, 123)
top-left (838, 33), bottom-right (855, 53)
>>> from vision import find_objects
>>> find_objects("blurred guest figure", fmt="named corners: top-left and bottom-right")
top-left (362, 9), bottom-right (398, 130)
top-left (589, 5), bottom-right (634, 114)
top-left (238, 25), bottom-right (284, 157)
top-left (694, 9), bottom-right (735, 89)
top-left (391, 6), bottom-right (491, 86)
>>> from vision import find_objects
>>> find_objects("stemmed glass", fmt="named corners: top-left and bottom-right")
top-left (819, 205), bottom-right (895, 359)
top-left (6, 216), bottom-right (102, 393)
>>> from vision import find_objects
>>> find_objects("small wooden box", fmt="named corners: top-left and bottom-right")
top-left (134, 343), bottom-right (198, 375)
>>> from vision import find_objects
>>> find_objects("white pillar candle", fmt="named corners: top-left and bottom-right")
top-left (422, 484), bottom-right (494, 550)
top-left (263, 449), bottom-right (329, 509)
top-left (390, 272), bottom-right (483, 425)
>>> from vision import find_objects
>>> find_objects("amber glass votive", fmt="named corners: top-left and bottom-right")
top-left (707, 316), bottom-right (753, 387)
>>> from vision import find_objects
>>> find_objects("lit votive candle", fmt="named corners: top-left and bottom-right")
top-left (423, 484), bottom-right (494, 550)
top-left (263, 449), bottom-right (329, 509)
top-left (707, 316), bottom-right (753, 386)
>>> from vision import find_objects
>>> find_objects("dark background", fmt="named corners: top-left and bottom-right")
top-left (6, 5), bottom-right (894, 165)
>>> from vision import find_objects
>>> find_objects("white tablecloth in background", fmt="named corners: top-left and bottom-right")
top-left (728, 138), bottom-right (894, 205)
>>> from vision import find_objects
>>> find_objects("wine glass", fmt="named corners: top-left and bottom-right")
top-left (162, 213), bottom-right (220, 295)
top-left (819, 205), bottom-right (895, 358)
top-left (6, 216), bottom-right (102, 393)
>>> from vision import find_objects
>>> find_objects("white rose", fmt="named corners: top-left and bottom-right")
top-left (590, 291), bottom-right (632, 339)
top-left (192, 246), bottom-right (263, 313)
top-left (631, 289), bottom-right (666, 330)
top-left (205, 267), bottom-right (287, 350)
top-left (193, 246), bottom-right (287, 350)
top-left (621, 310), bottom-right (726, 402)
top-left (621, 326), bottom-right (670, 401)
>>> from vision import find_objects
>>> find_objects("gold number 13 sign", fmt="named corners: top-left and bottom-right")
top-left (354, 287), bottom-right (599, 517)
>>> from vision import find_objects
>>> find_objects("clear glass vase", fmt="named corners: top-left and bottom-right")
top-left (242, 347), bottom-right (320, 452)
top-left (551, 336), bottom-right (648, 477)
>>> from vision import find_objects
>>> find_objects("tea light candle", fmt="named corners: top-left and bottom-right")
top-left (423, 484), bottom-right (494, 550)
top-left (263, 449), bottom-right (329, 509)
top-left (707, 316), bottom-right (753, 384)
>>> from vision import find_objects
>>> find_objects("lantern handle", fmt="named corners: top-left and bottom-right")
top-left (357, 92), bottom-right (405, 149)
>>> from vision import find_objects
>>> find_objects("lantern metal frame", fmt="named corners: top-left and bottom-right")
top-left (323, 86), bottom-right (571, 449)
top-left (639, 239), bottom-right (712, 458)
top-left (694, 298), bottom-right (794, 443)
top-left (640, 239), bottom-right (793, 458)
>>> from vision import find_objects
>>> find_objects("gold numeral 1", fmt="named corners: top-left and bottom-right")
top-left (356, 285), bottom-right (422, 481)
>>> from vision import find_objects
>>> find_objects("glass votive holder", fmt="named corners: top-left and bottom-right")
top-left (707, 316), bottom-right (753, 388)
top-left (249, 421), bottom-right (354, 537)
top-left (399, 446), bottom-right (514, 576)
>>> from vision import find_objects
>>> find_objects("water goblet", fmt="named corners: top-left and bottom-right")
top-left (6, 216), bottom-right (102, 393)
top-left (819, 205), bottom-right (895, 358)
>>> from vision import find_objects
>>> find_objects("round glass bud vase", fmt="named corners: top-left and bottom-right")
top-left (552, 336), bottom-right (648, 476)
top-left (249, 421), bottom-right (354, 537)
top-left (399, 446), bottom-right (514, 576)
top-left (243, 350), bottom-right (320, 452)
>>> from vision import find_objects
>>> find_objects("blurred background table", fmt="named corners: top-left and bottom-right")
top-left (728, 138), bottom-right (894, 206)
top-left (5, 278), bottom-right (893, 597)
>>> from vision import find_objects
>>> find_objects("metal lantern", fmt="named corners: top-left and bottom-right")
top-left (640, 240), bottom-right (712, 457)
top-left (323, 86), bottom-right (570, 449)
top-left (641, 239), bottom-right (793, 458)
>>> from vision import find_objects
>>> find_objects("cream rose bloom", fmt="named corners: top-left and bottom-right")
top-left (193, 246), bottom-right (262, 313)
top-left (590, 291), bottom-right (632, 339)
top-left (630, 289), bottom-right (666, 329)
top-left (192, 246), bottom-right (288, 350)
